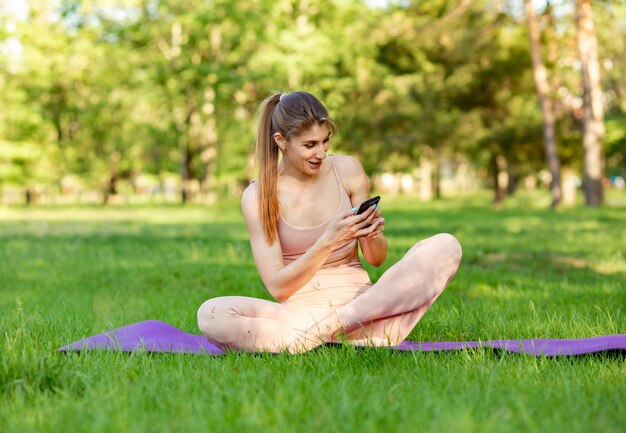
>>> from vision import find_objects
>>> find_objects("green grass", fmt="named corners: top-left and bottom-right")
top-left (1, 193), bottom-right (625, 433)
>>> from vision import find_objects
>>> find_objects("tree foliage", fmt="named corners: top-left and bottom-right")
top-left (0, 0), bottom-right (624, 204)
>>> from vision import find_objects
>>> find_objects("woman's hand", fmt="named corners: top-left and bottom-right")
top-left (364, 206), bottom-right (384, 239)
top-left (359, 204), bottom-right (387, 267)
top-left (320, 205), bottom-right (382, 248)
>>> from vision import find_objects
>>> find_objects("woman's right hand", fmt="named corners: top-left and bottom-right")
top-left (320, 205), bottom-right (379, 248)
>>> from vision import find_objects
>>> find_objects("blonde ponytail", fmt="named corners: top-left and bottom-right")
top-left (255, 93), bottom-right (281, 244)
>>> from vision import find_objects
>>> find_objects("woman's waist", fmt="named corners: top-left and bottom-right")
top-left (282, 262), bottom-right (371, 307)
top-left (314, 260), bottom-right (366, 275)
top-left (283, 239), bottom-right (358, 267)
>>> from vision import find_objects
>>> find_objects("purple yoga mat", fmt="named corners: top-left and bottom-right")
top-left (58, 320), bottom-right (626, 356)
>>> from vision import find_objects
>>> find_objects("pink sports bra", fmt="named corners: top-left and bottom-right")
top-left (278, 155), bottom-right (360, 268)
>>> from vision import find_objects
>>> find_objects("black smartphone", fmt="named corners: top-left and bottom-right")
top-left (355, 196), bottom-right (381, 215)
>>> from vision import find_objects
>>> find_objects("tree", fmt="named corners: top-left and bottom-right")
top-left (389, 0), bottom-right (542, 204)
top-left (525, 0), bottom-right (562, 208)
top-left (576, 0), bottom-right (605, 206)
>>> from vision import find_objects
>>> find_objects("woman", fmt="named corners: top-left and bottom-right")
top-left (197, 91), bottom-right (462, 353)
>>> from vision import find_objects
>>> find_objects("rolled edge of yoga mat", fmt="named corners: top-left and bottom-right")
top-left (394, 335), bottom-right (626, 356)
top-left (58, 320), bottom-right (626, 356)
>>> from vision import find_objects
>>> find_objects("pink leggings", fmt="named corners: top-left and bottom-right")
top-left (197, 233), bottom-right (462, 352)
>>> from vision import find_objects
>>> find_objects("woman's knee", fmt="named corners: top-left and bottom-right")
top-left (433, 233), bottom-right (462, 264)
top-left (410, 232), bottom-right (461, 255)
top-left (418, 233), bottom-right (462, 283)
top-left (197, 297), bottom-right (234, 337)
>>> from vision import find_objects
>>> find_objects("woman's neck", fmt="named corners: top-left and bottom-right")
top-left (278, 159), bottom-right (329, 186)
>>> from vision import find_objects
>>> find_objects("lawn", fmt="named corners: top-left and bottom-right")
top-left (1, 192), bottom-right (625, 433)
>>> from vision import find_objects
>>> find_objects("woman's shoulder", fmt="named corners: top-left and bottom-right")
top-left (332, 153), bottom-right (363, 172)
top-left (241, 180), bottom-right (260, 212)
top-left (331, 154), bottom-right (368, 191)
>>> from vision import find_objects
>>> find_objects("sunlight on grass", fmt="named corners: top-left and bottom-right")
top-left (1, 196), bottom-right (625, 433)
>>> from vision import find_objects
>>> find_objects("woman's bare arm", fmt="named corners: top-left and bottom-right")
top-left (336, 156), bottom-right (388, 267)
top-left (241, 181), bottom-right (378, 302)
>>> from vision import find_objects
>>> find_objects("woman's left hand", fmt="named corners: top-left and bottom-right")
top-left (362, 206), bottom-right (385, 239)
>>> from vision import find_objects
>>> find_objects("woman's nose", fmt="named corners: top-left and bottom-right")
top-left (315, 146), bottom-right (326, 159)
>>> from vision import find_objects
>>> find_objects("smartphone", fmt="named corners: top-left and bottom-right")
top-left (354, 196), bottom-right (381, 215)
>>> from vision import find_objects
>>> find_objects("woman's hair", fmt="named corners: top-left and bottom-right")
top-left (255, 91), bottom-right (337, 244)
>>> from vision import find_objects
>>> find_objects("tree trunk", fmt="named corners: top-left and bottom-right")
top-left (180, 93), bottom-right (197, 204)
top-left (506, 163), bottom-right (517, 196)
top-left (180, 139), bottom-right (193, 204)
top-left (50, 83), bottom-right (65, 145)
top-left (546, 2), bottom-right (564, 120)
top-left (199, 87), bottom-right (218, 201)
top-left (419, 146), bottom-right (433, 201)
top-left (433, 149), bottom-right (441, 200)
top-left (493, 154), bottom-right (508, 206)
top-left (25, 188), bottom-right (34, 205)
top-left (103, 173), bottom-right (118, 205)
top-left (576, 0), bottom-right (605, 206)
top-left (525, 0), bottom-right (562, 209)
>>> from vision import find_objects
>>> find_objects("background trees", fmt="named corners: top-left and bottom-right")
top-left (1, 0), bottom-right (624, 206)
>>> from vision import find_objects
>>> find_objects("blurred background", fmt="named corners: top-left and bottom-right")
top-left (0, 0), bottom-right (624, 207)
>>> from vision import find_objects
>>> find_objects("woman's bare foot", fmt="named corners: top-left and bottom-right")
top-left (286, 331), bottom-right (325, 354)
top-left (286, 311), bottom-right (344, 354)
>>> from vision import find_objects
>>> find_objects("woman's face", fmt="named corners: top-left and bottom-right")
top-left (275, 124), bottom-right (331, 176)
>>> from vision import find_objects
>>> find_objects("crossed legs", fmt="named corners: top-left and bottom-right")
top-left (197, 233), bottom-right (462, 353)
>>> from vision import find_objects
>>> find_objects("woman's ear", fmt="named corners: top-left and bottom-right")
top-left (274, 132), bottom-right (286, 151)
